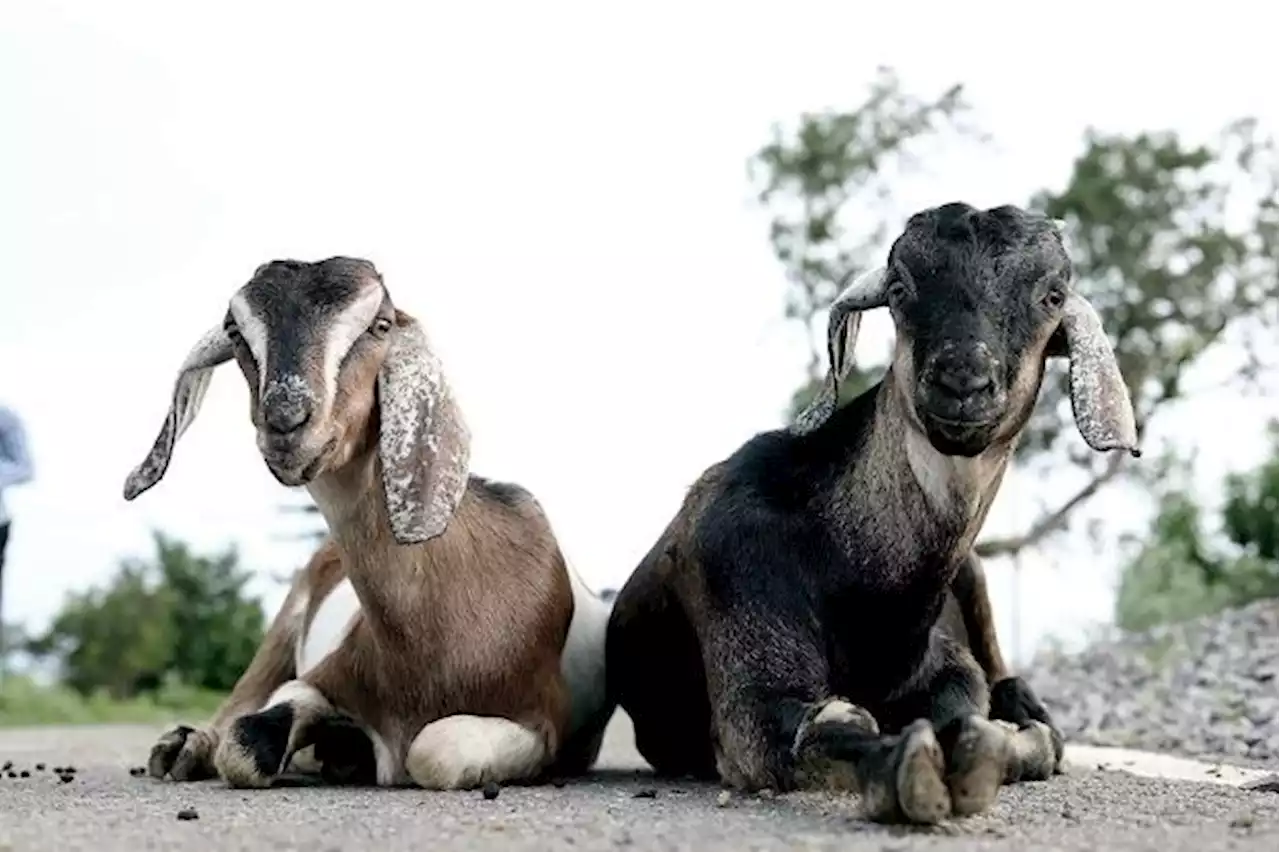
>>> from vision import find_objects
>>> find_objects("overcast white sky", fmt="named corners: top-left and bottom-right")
top-left (1, 0), bottom-right (1276, 665)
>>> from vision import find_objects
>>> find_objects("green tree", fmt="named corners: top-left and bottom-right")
top-left (753, 74), bottom-right (1279, 560)
top-left (1115, 420), bottom-right (1278, 631)
top-left (28, 532), bottom-right (266, 698)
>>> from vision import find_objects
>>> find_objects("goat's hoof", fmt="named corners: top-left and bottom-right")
top-left (990, 676), bottom-right (1065, 770)
top-left (148, 725), bottom-right (217, 782)
top-left (890, 720), bottom-right (951, 825)
top-left (215, 706), bottom-right (294, 789)
top-left (942, 715), bottom-right (1009, 817)
top-left (1012, 720), bottom-right (1059, 782)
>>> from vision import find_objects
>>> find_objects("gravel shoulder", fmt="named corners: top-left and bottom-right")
top-left (1026, 599), bottom-right (1279, 770)
top-left (0, 714), bottom-right (1276, 852)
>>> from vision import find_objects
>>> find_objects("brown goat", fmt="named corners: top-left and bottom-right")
top-left (124, 257), bottom-right (613, 789)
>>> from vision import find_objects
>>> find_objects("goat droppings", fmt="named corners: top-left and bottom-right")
top-left (58, 773), bottom-right (75, 784)
top-left (35, 763), bottom-right (46, 771)
top-left (18, 770), bottom-right (30, 778)
top-left (176, 808), bottom-right (199, 821)
top-left (481, 781), bottom-right (501, 800)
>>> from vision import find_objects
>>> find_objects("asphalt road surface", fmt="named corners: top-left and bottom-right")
top-left (0, 713), bottom-right (1276, 851)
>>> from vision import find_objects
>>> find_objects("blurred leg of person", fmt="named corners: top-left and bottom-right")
top-left (0, 520), bottom-right (8, 682)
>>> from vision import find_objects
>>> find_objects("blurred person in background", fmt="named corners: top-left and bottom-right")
top-left (0, 402), bottom-right (33, 678)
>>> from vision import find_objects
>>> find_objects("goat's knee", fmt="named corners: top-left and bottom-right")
top-left (405, 715), bottom-right (548, 790)
top-left (215, 680), bottom-right (332, 788)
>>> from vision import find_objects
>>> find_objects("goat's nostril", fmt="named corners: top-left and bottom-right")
top-left (934, 370), bottom-right (994, 398)
top-left (264, 404), bottom-right (312, 435)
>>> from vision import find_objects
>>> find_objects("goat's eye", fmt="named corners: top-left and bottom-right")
top-left (1042, 288), bottom-right (1066, 310)
top-left (224, 324), bottom-right (243, 343)
top-left (370, 317), bottom-right (393, 336)
top-left (887, 278), bottom-right (910, 305)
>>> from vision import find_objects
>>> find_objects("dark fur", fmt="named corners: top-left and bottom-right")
top-left (607, 203), bottom-right (1099, 821)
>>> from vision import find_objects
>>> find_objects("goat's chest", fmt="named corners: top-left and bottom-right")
top-left (818, 559), bottom-right (952, 702)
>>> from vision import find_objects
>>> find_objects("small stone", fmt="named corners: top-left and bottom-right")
top-left (757, 787), bottom-right (776, 800)
top-left (1062, 803), bottom-right (1078, 821)
top-left (35, 763), bottom-right (46, 771)
top-left (1229, 811), bottom-right (1255, 829)
top-left (482, 781), bottom-right (500, 800)
top-left (632, 788), bottom-right (658, 799)
top-left (716, 790), bottom-right (732, 808)
top-left (1242, 773), bottom-right (1279, 793)
top-left (176, 808), bottom-right (199, 821)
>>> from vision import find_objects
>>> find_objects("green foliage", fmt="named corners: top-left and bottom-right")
top-left (1023, 120), bottom-right (1278, 467)
top-left (752, 70), bottom-right (1278, 558)
top-left (0, 673), bottom-right (225, 727)
top-left (748, 67), bottom-right (985, 420)
top-left (27, 532), bottom-right (266, 699)
top-left (1115, 421), bottom-right (1279, 632)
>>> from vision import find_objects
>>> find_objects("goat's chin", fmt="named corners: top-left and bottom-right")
top-left (921, 415), bottom-right (998, 458)
top-left (261, 439), bottom-right (336, 487)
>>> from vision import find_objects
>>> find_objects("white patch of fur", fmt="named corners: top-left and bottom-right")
top-left (229, 292), bottom-right (270, 385)
top-left (904, 429), bottom-right (1005, 519)
top-left (288, 744), bottom-right (322, 774)
top-left (262, 679), bottom-right (329, 712)
top-left (560, 561), bottom-right (611, 740)
top-left (368, 728), bottom-right (399, 787)
top-left (812, 699), bottom-right (861, 727)
top-left (296, 577), bottom-right (361, 677)
top-left (404, 715), bottom-right (546, 790)
top-left (321, 285), bottom-right (384, 404)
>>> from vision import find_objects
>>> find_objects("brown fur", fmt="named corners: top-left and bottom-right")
top-left (144, 272), bottom-right (579, 789)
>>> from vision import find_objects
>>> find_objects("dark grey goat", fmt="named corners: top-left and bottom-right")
top-left (605, 202), bottom-right (1139, 825)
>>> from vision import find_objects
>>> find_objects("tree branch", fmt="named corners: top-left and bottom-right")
top-left (975, 452), bottom-right (1128, 559)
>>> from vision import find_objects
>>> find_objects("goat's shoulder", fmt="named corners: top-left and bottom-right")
top-left (453, 473), bottom-right (562, 566)
top-left (468, 474), bottom-right (537, 513)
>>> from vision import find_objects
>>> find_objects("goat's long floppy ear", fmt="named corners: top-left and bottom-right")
top-left (790, 265), bottom-right (888, 435)
top-left (378, 313), bottom-right (472, 545)
top-left (1056, 292), bottom-right (1141, 457)
top-left (123, 325), bottom-right (234, 500)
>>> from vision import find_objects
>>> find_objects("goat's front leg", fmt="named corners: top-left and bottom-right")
top-left (796, 634), bottom-right (1056, 824)
top-left (148, 575), bottom-right (303, 782)
top-left (213, 679), bottom-right (377, 788)
top-left (950, 553), bottom-right (1065, 773)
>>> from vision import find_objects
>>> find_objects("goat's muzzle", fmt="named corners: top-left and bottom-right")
top-left (259, 432), bottom-right (337, 487)
top-left (917, 347), bottom-right (1007, 457)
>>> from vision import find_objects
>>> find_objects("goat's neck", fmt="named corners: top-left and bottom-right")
top-left (306, 449), bottom-right (433, 636)
top-left (862, 378), bottom-right (1013, 549)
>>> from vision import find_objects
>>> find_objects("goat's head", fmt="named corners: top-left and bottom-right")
top-left (794, 202), bottom-right (1140, 459)
top-left (122, 256), bottom-right (471, 545)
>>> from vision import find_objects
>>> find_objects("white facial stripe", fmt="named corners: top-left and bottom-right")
top-left (321, 285), bottom-right (385, 403)
top-left (228, 292), bottom-right (271, 390)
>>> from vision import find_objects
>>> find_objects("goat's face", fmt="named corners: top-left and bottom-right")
top-left (793, 202), bottom-right (1141, 460)
top-left (224, 258), bottom-right (394, 486)
top-left (887, 204), bottom-right (1072, 455)
top-left (123, 256), bottom-right (473, 545)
